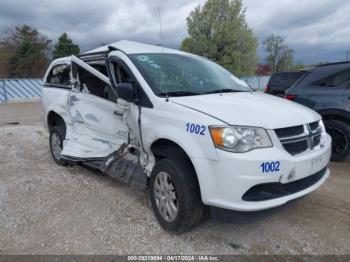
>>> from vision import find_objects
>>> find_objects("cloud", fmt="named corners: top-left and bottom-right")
top-left (0, 0), bottom-right (349, 64)
top-left (243, 0), bottom-right (350, 63)
top-left (0, 0), bottom-right (205, 51)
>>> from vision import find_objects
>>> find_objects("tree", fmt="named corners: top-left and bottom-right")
top-left (0, 42), bottom-right (11, 77)
top-left (1, 25), bottom-right (51, 77)
top-left (180, 0), bottom-right (258, 76)
top-left (263, 34), bottom-right (294, 72)
top-left (53, 33), bottom-right (80, 59)
top-left (291, 62), bottom-right (306, 71)
top-left (277, 48), bottom-right (294, 71)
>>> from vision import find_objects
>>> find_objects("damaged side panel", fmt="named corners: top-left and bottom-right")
top-left (43, 55), bottom-right (149, 191)
top-left (57, 55), bottom-right (148, 190)
top-left (60, 56), bottom-right (129, 159)
top-left (61, 92), bottom-right (129, 159)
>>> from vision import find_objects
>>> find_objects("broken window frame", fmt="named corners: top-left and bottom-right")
top-left (70, 55), bottom-right (120, 103)
top-left (44, 63), bottom-right (72, 90)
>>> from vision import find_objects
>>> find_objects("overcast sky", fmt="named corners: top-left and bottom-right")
top-left (0, 0), bottom-right (349, 64)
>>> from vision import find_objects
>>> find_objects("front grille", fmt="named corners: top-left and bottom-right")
top-left (275, 121), bottom-right (322, 155)
top-left (275, 125), bottom-right (304, 138)
top-left (283, 140), bottom-right (308, 155)
top-left (242, 167), bottom-right (327, 201)
top-left (313, 134), bottom-right (321, 147)
top-left (309, 121), bottom-right (319, 131)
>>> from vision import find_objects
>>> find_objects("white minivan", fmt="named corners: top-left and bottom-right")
top-left (42, 40), bottom-right (332, 232)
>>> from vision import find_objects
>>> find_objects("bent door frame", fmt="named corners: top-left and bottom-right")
top-left (60, 55), bottom-right (129, 160)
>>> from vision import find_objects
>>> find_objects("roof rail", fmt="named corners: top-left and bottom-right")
top-left (78, 46), bottom-right (124, 62)
top-left (316, 61), bottom-right (350, 67)
top-left (78, 51), bottom-right (108, 62)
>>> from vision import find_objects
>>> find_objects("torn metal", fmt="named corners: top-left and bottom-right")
top-left (57, 55), bottom-right (148, 189)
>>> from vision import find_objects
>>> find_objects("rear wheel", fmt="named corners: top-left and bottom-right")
top-left (324, 120), bottom-right (350, 161)
top-left (150, 156), bottom-right (205, 233)
top-left (49, 126), bottom-right (68, 166)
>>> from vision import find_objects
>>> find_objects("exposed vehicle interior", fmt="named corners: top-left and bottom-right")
top-left (46, 64), bottom-right (71, 86)
top-left (77, 63), bottom-right (118, 102)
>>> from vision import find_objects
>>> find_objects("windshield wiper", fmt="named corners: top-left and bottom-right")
top-left (202, 89), bottom-right (245, 94)
top-left (157, 91), bottom-right (201, 97)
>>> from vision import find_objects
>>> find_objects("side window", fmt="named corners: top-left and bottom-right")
top-left (113, 62), bottom-right (135, 84)
top-left (111, 60), bottom-right (153, 108)
top-left (333, 70), bottom-right (350, 86)
top-left (313, 70), bottom-right (350, 87)
top-left (46, 64), bottom-right (71, 87)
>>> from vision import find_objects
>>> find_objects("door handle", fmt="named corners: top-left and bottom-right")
top-left (113, 110), bottom-right (123, 116)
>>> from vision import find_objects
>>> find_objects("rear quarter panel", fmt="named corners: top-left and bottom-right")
top-left (42, 87), bottom-right (71, 128)
top-left (292, 85), bottom-right (345, 112)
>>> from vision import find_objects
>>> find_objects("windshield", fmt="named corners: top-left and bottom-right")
top-left (129, 53), bottom-right (251, 97)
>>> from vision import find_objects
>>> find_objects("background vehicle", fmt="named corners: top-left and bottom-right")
top-left (285, 61), bottom-right (350, 161)
top-left (265, 71), bottom-right (305, 97)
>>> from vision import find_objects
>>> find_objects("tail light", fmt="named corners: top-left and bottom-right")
top-left (264, 84), bottom-right (269, 93)
top-left (285, 94), bottom-right (297, 100)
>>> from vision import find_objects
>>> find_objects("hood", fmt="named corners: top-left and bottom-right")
top-left (171, 92), bottom-right (320, 129)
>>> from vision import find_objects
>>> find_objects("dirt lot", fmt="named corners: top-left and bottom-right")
top-left (0, 123), bottom-right (349, 255)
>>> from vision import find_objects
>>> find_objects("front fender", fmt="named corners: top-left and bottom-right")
top-left (141, 104), bottom-right (222, 162)
top-left (144, 125), bottom-right (219, 162)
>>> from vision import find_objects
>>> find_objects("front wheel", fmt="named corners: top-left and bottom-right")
top-left (324, 120), bottom-right (350, 161)
top-left (150, 158), bottom-right (205, 233)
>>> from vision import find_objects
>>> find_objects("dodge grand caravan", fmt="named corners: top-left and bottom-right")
top-left (42, 40), bottom-right (332, 232)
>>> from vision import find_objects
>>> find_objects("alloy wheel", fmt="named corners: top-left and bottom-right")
top-left (153, 171), bottom-right (178, 222)
top-left (51, 132), bottom-right (63, 160)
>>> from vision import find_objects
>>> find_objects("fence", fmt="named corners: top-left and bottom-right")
top-left (0, 75), bottom-right (271, 103)
top-left (0, 79), bottom-right (43, 103)
top-left (241, 75), bottom-right (270, 91)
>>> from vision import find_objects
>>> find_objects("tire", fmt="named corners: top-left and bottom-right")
top-left (150, 155), bottom-right (205, 233)
top-left (324, 120), bottom-right (350, 161)
top-left (49, 126), bottom-right (68, 166)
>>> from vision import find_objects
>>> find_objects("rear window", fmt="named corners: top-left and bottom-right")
top-left (45, 64), bottom-right (71, 88)
top-left (312, 69), bottom-right (350, 87)
top-left (268, 72), bottom-right (305, 91)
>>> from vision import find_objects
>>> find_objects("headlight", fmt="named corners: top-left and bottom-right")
top-left (319, 120), bottom-right (327, 146)
top-left (209, 126), bottom-right (272, 153)
top-left (319, 120), bottom-right (326, 132)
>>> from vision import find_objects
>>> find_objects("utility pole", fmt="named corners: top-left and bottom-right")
top-left (346, 50), bottom-right (350, 61)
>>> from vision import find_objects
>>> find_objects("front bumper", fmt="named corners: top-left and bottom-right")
top-left (193, 133), bottom-right (332, 211)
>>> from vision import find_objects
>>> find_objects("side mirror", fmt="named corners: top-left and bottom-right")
top-left (117, 82), bottom-right (135, 102)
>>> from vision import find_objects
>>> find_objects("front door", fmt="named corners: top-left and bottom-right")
top-left (60, 56), bottom-right (129, 159)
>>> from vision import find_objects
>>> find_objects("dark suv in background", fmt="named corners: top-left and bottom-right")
top-left (265, 71), bottom-right (305, 97)
top-left (283, 62), bottom-right (350, 161)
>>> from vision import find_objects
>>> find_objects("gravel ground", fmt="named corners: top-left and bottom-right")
top-left (0, 123), bottom-right (349, 255)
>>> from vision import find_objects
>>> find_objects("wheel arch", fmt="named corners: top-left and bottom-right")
top-left (47, 111), bottom-right (66, 137)
top-left (150, 138), bottom-right (203, 196)
top-left (150, 138), bottom-right (194, 166)
top-left (318, 109), bottom-right (350, 125)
